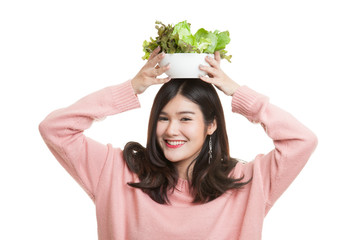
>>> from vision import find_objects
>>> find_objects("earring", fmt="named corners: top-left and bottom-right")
top-left (208, 136), bottom-right (213, 165)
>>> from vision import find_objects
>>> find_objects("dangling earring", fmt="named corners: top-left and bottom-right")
top-left (208, 135), bottom-right (213, 165)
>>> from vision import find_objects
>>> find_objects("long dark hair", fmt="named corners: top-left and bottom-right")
top-left (123, 79), bottom-right (251, 204)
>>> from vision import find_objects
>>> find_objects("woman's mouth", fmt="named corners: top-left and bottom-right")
top-left (165, 140), bottom-right (186, 149)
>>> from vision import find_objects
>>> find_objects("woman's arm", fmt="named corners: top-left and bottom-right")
top-left (38, 80), bottom-right (140, 201)
top-left (231, 86), bottom-right (318, 212)
top-left (200, 52), bottom-right (318, 212)
top-left (39, 48), bottom-right (170, 201)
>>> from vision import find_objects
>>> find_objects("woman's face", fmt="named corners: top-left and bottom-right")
top-left (156, 94), bottom-right (217, 173)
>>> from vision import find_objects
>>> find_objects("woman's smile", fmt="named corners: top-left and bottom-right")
top-left (165, 140), bottom-right (186, 148)
top-left (156, 94), bottom-right (216, 176)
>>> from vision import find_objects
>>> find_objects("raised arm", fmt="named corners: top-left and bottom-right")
top-left (231, 86), bottom-right (317, 212)
top-left (39, 48), bottom-right (171, 201)
top-left (38, 80), bottom-right (140, 201)
top-left (200, 52), bottom-right (318, 212)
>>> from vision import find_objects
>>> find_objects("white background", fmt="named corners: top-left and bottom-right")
top-left (1, 0), bottom-right (359, 239)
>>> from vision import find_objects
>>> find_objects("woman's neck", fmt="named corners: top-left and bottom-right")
top-left (175, 162), bottom-right (193, 181)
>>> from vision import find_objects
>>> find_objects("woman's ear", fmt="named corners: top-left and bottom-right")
top-left (207, 118), bottom-right (217, 135)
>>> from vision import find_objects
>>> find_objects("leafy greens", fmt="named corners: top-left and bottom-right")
top-left (142, 20), bottom-right (232, 62)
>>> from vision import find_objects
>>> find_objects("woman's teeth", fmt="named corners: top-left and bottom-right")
top-left (166, 140), bottom-right (185, 146)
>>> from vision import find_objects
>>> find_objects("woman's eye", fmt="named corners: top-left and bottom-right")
top-left (181, 117), bottom-right (192, 121)
top-left (158, 116), bottom-right (168, 121)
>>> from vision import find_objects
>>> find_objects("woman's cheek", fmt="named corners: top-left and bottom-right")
top-left (183, 123), bottom-right (205, 138)
top-left (156, 122), bottom-right (169, 146)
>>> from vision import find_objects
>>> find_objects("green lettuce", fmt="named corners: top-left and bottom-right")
top-left (194, 28), bottom-right (217, 53)
top-left (142, 20), bottom-right (232, 62)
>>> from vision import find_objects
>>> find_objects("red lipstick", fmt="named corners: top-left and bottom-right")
top-left (165, 141), bottom-right (185, 149)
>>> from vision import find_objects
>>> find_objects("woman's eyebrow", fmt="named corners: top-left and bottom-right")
top-left (159, 111), bottom-right (196, 115)
top-left (177, 111), bottom-right (196, 115)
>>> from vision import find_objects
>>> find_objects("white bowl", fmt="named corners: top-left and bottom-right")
top-left (159, 53), bottom-right (214, 78)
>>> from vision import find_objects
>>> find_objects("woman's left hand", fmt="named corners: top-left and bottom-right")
top-left (199, 51), bottom-right (240, 96)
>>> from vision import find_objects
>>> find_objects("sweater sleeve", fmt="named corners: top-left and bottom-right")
top-left (231, 86), bottom-right (318, 213)
top-left (38, 80), bottom-right (140, 202)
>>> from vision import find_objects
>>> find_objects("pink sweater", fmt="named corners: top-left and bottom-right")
top-left (39, 80), bottom-right (317, 240)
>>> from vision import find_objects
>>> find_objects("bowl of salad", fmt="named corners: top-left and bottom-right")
top-left (159, 53), bottom-right (213, 78)
top-left (142, 21), bottom-right (232, 79)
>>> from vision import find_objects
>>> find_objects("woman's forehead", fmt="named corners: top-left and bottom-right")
top-left (160, 94), bottom-right (201, 114)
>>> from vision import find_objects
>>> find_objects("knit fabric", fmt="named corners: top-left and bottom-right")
top-left (39, 80), bottom-right (317, 240)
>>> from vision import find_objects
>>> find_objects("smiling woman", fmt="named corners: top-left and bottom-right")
top-left (39, 48), bottom-right (317, 239)
top-left (157, 94), bottom-right (213, 169)
top-left (124, 79), bottom-right (248, 204)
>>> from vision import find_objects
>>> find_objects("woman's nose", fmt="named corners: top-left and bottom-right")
top-left (165, 120), bottom-right (180, 136)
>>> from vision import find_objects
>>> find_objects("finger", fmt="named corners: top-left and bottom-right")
top-left (148, 52), bottom-right (165, 68)
top-left (148, 46), bottom-right (161, 61)
top-left (214, 51), bottom-right (221, 63)
top-left (205, 55), bottom-right (220, 69)
top-left (153, 77), bottom-right (172, 85)
top-left (199, 75), bottom-right (213, 84)
top-left (199, 64), bottom-right (217, 77)
top-left (153, 63), bottom-right (170, 77)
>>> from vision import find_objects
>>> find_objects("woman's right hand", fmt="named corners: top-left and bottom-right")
top-left (131, 47), bottom-right (171, 95)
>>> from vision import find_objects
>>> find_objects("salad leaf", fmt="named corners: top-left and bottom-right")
top-left (142, 20), bottom-right (232, 62)
top-left (219, 50), bottom-right (232, 62)
top-left (214, 30), bottom-right (230, 51)
top-left (194, 28), bottom-right (218, 53)
top-left (173, 21), bottom-right (195, 47)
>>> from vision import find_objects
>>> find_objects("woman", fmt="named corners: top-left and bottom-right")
top-left (39, 47), bottom-right (317, 240)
